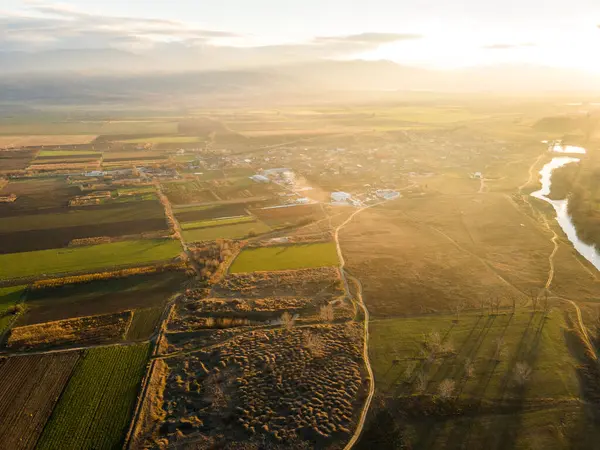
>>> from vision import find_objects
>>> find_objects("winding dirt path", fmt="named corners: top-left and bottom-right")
top-left (519, 153), bottom-right (546, 192)
top-left (333, 202), bottom-right (384, 450)
top-left (566, 299), bottom-right (597, 360)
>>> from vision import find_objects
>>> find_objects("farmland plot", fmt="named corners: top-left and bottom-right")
top-left (21, 271), bottom-right (185, 325)
top-left (0, 238), bottom-right (181, 281)
top-left (37, 344), bottom-right (151, 450)
top-left (7, 311), bottom-right (132, 351)
top-left (0, 285), bottom-right (26, 334)
top-left (127, 307), bottom-right (164, 340)
top-left (0, 352), bottom-right (80, 450)
top-left (229, 242), bottom-right (339, 273)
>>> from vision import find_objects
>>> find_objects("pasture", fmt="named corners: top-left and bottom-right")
top-left (37, 344), bottom-right (151, 450)
top-left (0, 239), bottom-right (181, 281)
top-left (229, 242), bottom-right (339, 273)
top-left (363, 309), bottom-right (594, 449)
top-left (0, 352), bottom-right (81, 450)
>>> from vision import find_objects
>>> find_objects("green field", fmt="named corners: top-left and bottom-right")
top-left (0, 286), bottom-right (26, 334)
top-left (119, 136), bottom-right (203, 144)
top-left (36, 344), bottom-right (151, 450)
top-left (0, 239), bottom-right (181, 281)
top-left (37, 150), bottom-right (102, 157)
top-left (182, 221), bottom-right (270, 242)
top-left (180, 215), bottom-right (254, 230)
top-left (370, 310), bottom-right (580, 400)
top-left (127, 307), bottom-right (164, 340)
top-left (229, 242), bottom-right (339, 273)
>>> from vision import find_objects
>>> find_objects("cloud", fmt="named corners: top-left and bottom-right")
top-left (0, 3), bottom-right (240, 51)
top-left (483, 43), bottom-right (536, 50)
top-left (314, 32), bottom-right (422, 45)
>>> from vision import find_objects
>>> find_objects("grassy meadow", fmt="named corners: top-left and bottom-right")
top-left (230, 242), bottom-right (339, 273)
top-left (0, 239), bottom-right (181, 280)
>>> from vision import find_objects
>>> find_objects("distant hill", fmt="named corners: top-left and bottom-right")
top-left (0, 58), bottom-right (599, 106)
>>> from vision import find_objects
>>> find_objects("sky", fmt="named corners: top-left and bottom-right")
top-left (2, 0), bottom-right (600, 71)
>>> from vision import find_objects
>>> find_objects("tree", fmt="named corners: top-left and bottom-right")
top-left (303, 331), bottom-right (325, 357)
top-left (464, 358), bottom-right (475, 379)
top-left (437, 379), bottom-right (455, 399)
top-left (319, 304), bottom-right (335, 322)
top-left (454, 301), bottom-right (466, 322)
top-left (513, 362), bottom-right (532, 386)
top-left (280, 311), bottom-right (295, 330)
top-left (493, 337), bottom-right (505, 362)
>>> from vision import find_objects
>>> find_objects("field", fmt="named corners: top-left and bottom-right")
top-left (127, 306), bottom-right (164, 340)
top-left (163, 180), bottom-right (219, 205)
top-left (0, 150), bottom-right (36, 170)
top-left (6, 311), bottom-right (132, 350)
top-left (145, 324), bottom-right (365, 448)
top-left (118, 136), bottom-right (203, 144)
top-left (37, 344), bottom-right (151, 450)
top-left (183, 220), bottom-right (271, 242)
top-left (0, 121), bottom-right (177, 136)
top-left (229, 242), bottom-right (339, 273)
top-left (174, 203), bottom-right (253, 222)
top-left (361, 309), bottom-right (595, 448)
top-left (0, 200), bottom-right (168, 253)
top-left (180, 215), bottom-right (255, 230)
top-left (253, 204), bottom-right (326, 226)
top-left (0, 286), bottom-right (25, 334)
top-left (0, 352), bottom-right (81, 450)
top-left (37, 150), bottom-right (102, 157)
top-left (21, 271), bottom-right (186, 324)
top-left (0, 135), bottom-right (97, 147)
top-left (0, 238), bottom-right (181, 281)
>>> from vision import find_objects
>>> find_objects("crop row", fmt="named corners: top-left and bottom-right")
top-left (36, 344), bottom-right (151, 450)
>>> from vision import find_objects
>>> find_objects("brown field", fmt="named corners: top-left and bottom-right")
top-left (0, 135), bottom-right (97, 148)
top-left (252, 203), bottom-right (326, 226)
top-left (20, 271), bottom-right (186, 325)
top-left (0, 178), bottom-right (78, 213)
top-left (0, 150), bottom-right (36, 171)
top-left (0, 352), bottom-right (81, 450)
top-left (6, 311), bottom-right (132, 350)
top-left (214, 267), bottom-right (344, 299)
top-left (142, 324), bottom-right (365, 448)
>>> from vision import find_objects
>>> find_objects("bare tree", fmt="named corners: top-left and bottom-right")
top-left (437, 379), bottom-right (455, 399)
top-left (491, 296), bottom-right (501, 315)
top-left (423, 331), bottom-right (442, 353)
top-left (530, 289), bottom-right (539, 312)
top-left (493, 337), bottom-right (505, 362)
top-left (479, 298), bottom-right (486, 316)
top-left (205, 316), bottom-right (216, 328)
top-left (404, 360), bottom-right (417, 382)
top-left (319, 304), bottom-right (335, 322)
top-left (543, 291), bottom-right (551, 315)
top-left (303, 331), bottom-right (325, 357)
top-left (415, 370), bottom-right (428, 392)
top-left (464, 358), bottom-right (475, 379)
top-left (513, 362), bottom-right (533, 386)
top-left (454, 301), bottom-right (466, 322)
top-left (511, 295), bottom-right (517, 316)
top-left (280, 311), bottom-right (295, 330)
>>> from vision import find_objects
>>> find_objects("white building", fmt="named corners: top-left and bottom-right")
top-left (250, 175), bottom-right (270, 183)
top-left (331, 191), bottom-right (352, 203)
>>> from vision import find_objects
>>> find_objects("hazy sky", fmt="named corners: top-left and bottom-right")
top-left (2, 0), bottom-right (600, 71)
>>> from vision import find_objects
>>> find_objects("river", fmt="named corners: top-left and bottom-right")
top-left (530, 147), bottom-right (600, 271)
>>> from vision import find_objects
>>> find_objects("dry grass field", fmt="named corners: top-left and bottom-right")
top-left (0, 135), bottom-right (97, 148)
top-left (141, 324), bottom-right (366, 448)
top-left (6, 311), bottom-right (132, 350)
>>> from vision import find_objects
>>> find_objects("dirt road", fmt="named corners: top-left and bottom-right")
top-left (333, 203), bottom-right (383, 450)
